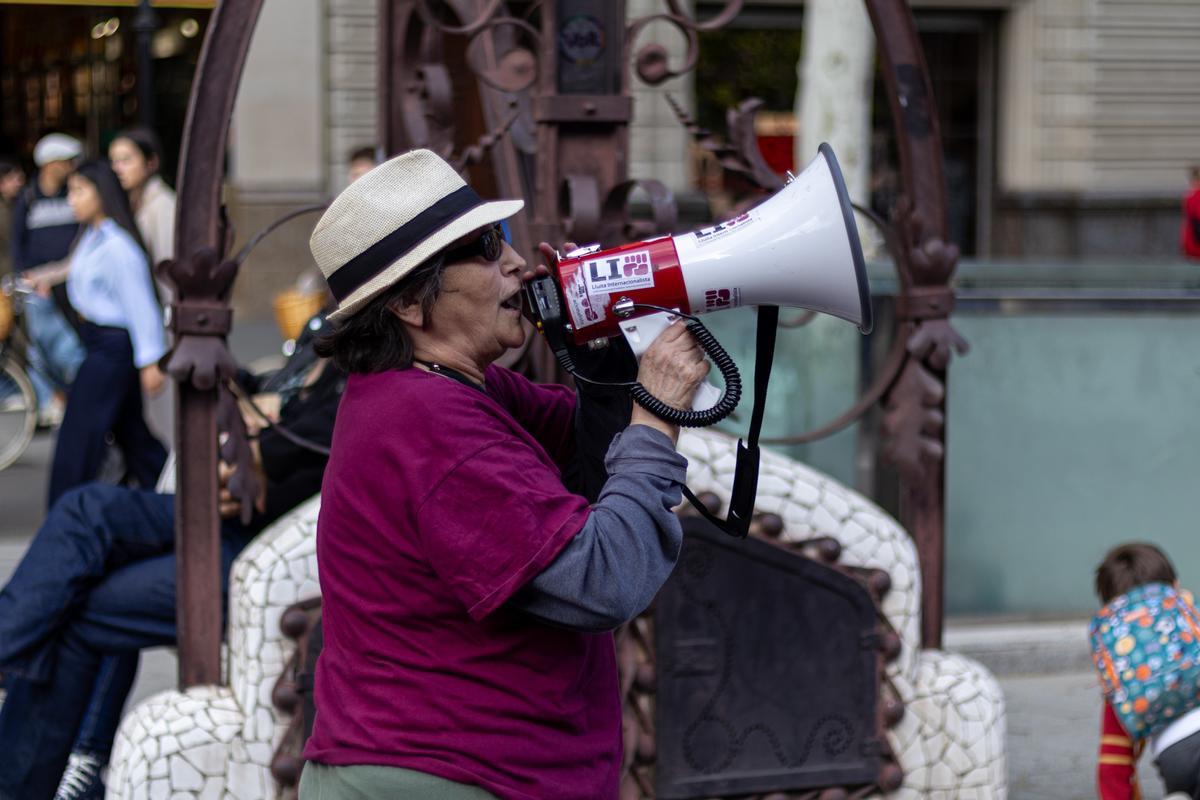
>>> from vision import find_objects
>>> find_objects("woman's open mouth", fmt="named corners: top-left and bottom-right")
top-left (501, 293), bottom-right (522, 312)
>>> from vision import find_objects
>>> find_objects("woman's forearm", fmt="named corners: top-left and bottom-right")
top-left (629, 405), bottom-right (679, 446)
top-left (511, 424), bottom-right (688, 631)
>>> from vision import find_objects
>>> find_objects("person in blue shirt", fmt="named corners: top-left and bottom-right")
top-left (47, 160), bottom-right (167, 508)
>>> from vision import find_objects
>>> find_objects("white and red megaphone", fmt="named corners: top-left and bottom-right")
top-left (524, 143), bottom-right (872, 426)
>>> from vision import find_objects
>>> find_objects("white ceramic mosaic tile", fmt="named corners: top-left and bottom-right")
top-left (110, 432), bottom-right (1006, 799)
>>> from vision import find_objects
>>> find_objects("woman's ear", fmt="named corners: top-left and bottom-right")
top-left (388, 298), bottom-right (423, 328)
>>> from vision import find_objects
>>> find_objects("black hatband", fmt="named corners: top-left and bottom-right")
top-left (328, 185), bottom-right (485, 303)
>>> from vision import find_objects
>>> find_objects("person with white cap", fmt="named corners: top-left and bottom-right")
top-left (10, 132), bottom-right (86, 427)
top-left (299, 149), bottom-right (708, 800)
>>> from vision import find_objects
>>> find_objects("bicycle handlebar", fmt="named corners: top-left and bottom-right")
top-left (0, 275), bottom-right (36, 300)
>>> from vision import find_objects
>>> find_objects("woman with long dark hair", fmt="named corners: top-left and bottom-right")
top-left (46, 160), bottom-right (166, 508)
top-left (109, 126), bottom-right (177, 447)
top-left (108, 126), bottom-right (176, 268)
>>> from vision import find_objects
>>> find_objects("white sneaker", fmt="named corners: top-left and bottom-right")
top-left (54, 751), bottom-right (104, 800)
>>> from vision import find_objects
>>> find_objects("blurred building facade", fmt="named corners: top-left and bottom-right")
top-left (991, 0), bottom-right (1199, 259)
top-left (684, 0), bottom-right (1200, 260)
top-left (0, 1), bottom-right (213, 183)
top-left (223, 0), bottom-right (377, 309)
top-left (296, 0), bottom-right (1200, 264)
top-left (5, 0), bottom-right (1200, 301)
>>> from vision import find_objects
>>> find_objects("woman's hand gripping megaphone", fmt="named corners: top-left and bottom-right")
top-left (536, 242), bottom-right (716, 434)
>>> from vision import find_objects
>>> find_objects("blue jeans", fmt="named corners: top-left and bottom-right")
top-left (0, 485), bottom-right (251, 799)
top-left (23, 294), bottom-right (84, 412)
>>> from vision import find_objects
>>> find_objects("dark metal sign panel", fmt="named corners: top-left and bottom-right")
top-left (656, 518), bottom-right (882, 798)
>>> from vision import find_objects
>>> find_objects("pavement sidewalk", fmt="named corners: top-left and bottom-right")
top-left (950, 621), bottom-right (1166, 799)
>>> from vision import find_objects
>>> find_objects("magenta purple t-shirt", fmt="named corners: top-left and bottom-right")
top-left (303, 365), bottom-right (622, 799)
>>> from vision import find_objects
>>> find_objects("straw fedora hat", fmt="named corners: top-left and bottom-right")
top-left (311, 149), bottom-right (524, 322)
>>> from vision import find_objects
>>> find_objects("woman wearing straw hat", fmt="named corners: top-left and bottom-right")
top-left (300, 149), bottom-right (708, 800)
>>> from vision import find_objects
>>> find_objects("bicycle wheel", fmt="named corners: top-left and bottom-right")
top-left (0, 357), bottom-right (36, 470)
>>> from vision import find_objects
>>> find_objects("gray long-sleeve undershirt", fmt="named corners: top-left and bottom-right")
top-left (510, 424), bottom-right (688, 632)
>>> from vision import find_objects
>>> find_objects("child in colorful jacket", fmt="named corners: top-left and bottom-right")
top-left (1092, 542), bottom-right (1200, 799)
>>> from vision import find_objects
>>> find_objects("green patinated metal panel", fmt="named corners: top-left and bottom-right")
top-left (946, 312), bottom-right (1200, 616)
top-left (701, 261), bottom-right (1200, 617)
top-left (703, 308), bottom-right (863, 489)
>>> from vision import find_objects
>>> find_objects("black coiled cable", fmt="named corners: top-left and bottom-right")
top-left (552, 305), bottom-right (743, 428)
top-left (629, 318), bottom-right (741, 427)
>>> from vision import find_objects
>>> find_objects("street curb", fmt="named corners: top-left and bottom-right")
top-left (943, 619), bottom-right (1094, 676)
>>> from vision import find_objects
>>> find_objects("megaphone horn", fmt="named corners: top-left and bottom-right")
top-left (525, 142), bottom-right (872, 349)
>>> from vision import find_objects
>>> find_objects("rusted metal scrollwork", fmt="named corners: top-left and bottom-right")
top-left (381, 0), bottom-right (541, 257)
top-left (666, 93), bottom-right (784, 198)
top-left (864, 0), bottom-right (968, 649)
top-left (270, 598), bottom-right (324, 799)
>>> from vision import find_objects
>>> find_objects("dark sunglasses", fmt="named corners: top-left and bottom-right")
top-left (441, 223), bottom-right (505, 264)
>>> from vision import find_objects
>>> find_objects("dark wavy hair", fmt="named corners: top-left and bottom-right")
top-left (71, 159), bottom-right (149, 258)
top-left (1095, 542), bottom-right (1177, 603)
top-left (314, 255), bottom-right (448, 374)
top-left (112, 126), bottom-right (164, 175)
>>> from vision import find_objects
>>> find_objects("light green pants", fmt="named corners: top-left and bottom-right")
top-left (298, 762), bottom-right (500, 800)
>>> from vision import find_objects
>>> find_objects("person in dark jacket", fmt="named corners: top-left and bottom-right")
top-left (0, 315), bottom-right (344, 800)
top-left (10, 133), bottom-right (86, 426)
top-left (0, 159), bottom-right (25, 277)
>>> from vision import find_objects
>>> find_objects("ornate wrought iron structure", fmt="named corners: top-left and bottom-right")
top-left (166, 0), bottom-right (965, 724)
top-left (377, 0), bottom-right (968, 652)
top-left (162, 0), bottom-right (264, 685)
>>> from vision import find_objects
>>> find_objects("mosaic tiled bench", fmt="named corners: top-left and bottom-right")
top-left (108, 428), bottom-right (1006, 799)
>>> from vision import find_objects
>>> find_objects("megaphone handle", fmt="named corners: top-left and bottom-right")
top-left (617, 312), bottom-right (728, 414)
top-left (617, 311), bottom-right (674, 357)
top-left (627, 316), bottom-right (742, 428)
